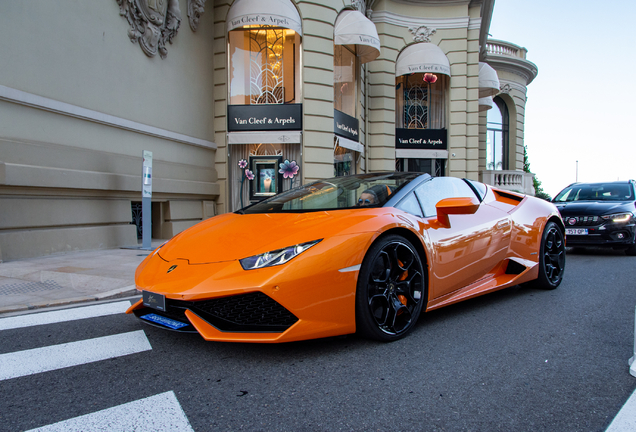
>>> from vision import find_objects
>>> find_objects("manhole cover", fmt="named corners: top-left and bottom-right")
top-left (0, 280), bottom-right (64, 295)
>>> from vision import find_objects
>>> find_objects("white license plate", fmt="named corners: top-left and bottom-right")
top-left (566, 228), bottom-right (588, 235)
top-left (142, 290), bottom-right (166, 311)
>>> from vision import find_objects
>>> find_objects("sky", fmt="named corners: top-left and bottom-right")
top-left (488, 0), bottom-right (636, 197)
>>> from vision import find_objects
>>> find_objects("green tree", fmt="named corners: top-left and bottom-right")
top-left (523, 145), bottom-right (551, 201)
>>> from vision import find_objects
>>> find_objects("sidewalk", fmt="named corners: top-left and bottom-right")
top-left (0, 241), bottom-right (163, 315)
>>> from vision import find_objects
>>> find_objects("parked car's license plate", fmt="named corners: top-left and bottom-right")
top-left (566, 228), bottom-right (588, 235)
top-left (140, 313), bottom-right (188, 330)
top-left (143, 290), bottom-right (166, 311)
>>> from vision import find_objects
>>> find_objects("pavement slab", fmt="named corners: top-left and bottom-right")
top-left (0, 243), bottom-right (162, 314)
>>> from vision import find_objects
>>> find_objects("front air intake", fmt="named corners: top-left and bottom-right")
top-left (167, 292), bottom-right (299, 332)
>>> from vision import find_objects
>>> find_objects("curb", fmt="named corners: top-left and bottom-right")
top-left (0, 285), bottom-right (139, 316)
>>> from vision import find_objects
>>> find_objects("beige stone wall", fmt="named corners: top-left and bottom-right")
top-left (0, 1), bottom-right (218, 260)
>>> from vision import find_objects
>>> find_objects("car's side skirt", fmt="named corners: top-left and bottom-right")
top-left (425, 258), bottom-right (538, 311)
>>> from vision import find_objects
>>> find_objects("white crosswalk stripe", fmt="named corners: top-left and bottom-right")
top-left (606, 387), bottom-right (636, 432)
top-left (0, 301), bottom-right (191, 430)
top-left (0, 330), bottom-right (152, 381)
top-left (25, 391), bottom-right (194, 432)
top-left (0, 301), bottom-right (132, 330)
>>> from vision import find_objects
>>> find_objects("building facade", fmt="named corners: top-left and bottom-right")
top-left (0, 0), bottom-right (538, 261)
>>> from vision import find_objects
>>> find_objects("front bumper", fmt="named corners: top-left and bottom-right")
top-left (565, 223), bottom-right (636, 248)
top-left (129, 291), bottom-right (299, 333)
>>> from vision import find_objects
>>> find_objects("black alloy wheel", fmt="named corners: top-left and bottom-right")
top-left (526, 221), bottom-right (566, 290)
top-left (356, 235), bottom-right (425, 342)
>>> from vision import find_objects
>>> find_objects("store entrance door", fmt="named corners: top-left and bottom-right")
top-left (396, 158), bottom-right (445, 176)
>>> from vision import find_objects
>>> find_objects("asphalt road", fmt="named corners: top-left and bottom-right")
top-left (1, 249), bottom-right (635, 431)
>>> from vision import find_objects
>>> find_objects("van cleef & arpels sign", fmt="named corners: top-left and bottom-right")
top-left (334, 110), bottom-right (359, 142)
top-left (395, 128), bottom-right (447, 150)
top-left (228, 105), bottom-right (302, 132)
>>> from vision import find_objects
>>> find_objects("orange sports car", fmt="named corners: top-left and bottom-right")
top-left (127, 172), bottom-right (566, 342)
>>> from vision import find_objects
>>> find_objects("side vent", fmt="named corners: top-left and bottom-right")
top-left (505, 259), bottom-right (527, 275)
top-left (493, 189), bottom-right (524, 206)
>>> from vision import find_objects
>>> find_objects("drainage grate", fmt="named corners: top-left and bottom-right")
top-left (0, 280), bottom-right (64, 295)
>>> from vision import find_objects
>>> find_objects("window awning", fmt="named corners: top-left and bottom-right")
top-left (334, 10), bottom-right (381, 64)
top-left (479, 96), bottom-right (493, 112)
top-left (335, 135), bottom-right (364, 154)
top-left (478, 62), bottom-right (500, 98)
top-left (395, 43), bottom-right (451, 77)
top-left (226, 0), bottom-right (302, 35)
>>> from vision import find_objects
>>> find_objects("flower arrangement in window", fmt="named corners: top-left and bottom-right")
top-left (423, 73), bottom-right (438, 84)
top-left (279, 160), bottom-right (299, 179)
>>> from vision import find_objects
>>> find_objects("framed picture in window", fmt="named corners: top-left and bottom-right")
top-left (249, 155), bottom-right (283, 201)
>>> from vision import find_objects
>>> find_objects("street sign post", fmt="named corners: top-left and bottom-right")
top-left (141, 150), bottom-right (153, 250)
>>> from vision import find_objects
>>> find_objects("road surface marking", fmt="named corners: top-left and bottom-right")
top-left (606, 387), bottom-right (636, 431)
top-left (0, 301), bottom-right (132, 331)
top-left (0, 330), bottom-right (151, 381)
top-left (25, 391), bottom-right (193, 432)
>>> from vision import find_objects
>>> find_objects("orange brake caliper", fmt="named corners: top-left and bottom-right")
top-left (397, 259), bottom-right (408, 305)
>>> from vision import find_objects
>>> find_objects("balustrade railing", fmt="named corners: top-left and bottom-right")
top-left (486, 39), bottom-right (527, 60)
top-left (480, 170), bottom-right (535, 196)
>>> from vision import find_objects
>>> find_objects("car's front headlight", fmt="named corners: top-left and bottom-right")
top-left (239, 240), bottom-right (322, 270)
top-left (601, 212), bottom-right (633, 223)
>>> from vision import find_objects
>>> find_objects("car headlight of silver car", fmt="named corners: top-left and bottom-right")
top-left (601, 212), bottom-right (633, 223)
top-left (239, 240), bottom-right (322, 270)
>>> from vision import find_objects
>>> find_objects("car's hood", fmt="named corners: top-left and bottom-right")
top-left (554, 201), bottom-right (634, 216)
top-left (157, 210), bottom-right (379, 264)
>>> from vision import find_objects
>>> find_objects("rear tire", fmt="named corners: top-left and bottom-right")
top-left (525, 221), bottom-right (566, 290)
top-left (355, 235), bottom-right (425, 342)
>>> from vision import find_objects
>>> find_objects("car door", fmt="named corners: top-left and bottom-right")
top-left (413, 178), bottom-right (512, 299)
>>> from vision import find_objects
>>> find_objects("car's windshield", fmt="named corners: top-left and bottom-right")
top-left (554, 183), bottom-right (634, 202)
top-left (239, 172), bottom-right (422, 213)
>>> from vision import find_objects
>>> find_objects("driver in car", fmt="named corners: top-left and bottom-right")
top-left (357, 184), bottom-right (393, 206)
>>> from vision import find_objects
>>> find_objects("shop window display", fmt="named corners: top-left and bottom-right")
top-left (229, 28), bottom-right (301, 106)
top-left (395, 73), bottom-right (448, 130)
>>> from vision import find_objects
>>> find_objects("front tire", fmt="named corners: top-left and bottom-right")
top-left (526, 221), bottom-right (566, 289)
top-left (355, 235), bottom-right (426, 342)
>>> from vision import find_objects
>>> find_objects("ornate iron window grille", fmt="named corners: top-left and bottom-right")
top-left (404, 84), bottom-right (428, 129)
top-left (249, 28), bottom-right (284, 105)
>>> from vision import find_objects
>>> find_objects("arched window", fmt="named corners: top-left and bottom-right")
top-left (394, 43), bottom-right (450, 176)
top-left (486, 96), bottom-right (509, 170)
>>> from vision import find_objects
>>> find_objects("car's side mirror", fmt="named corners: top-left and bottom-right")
top-left (435, 197), bottom-right (480, 228)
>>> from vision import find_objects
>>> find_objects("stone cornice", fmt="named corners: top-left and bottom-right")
top-left (372, 10), bottom-right (480, 30)
top-left (485, 55), bottom-right (538, 85)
